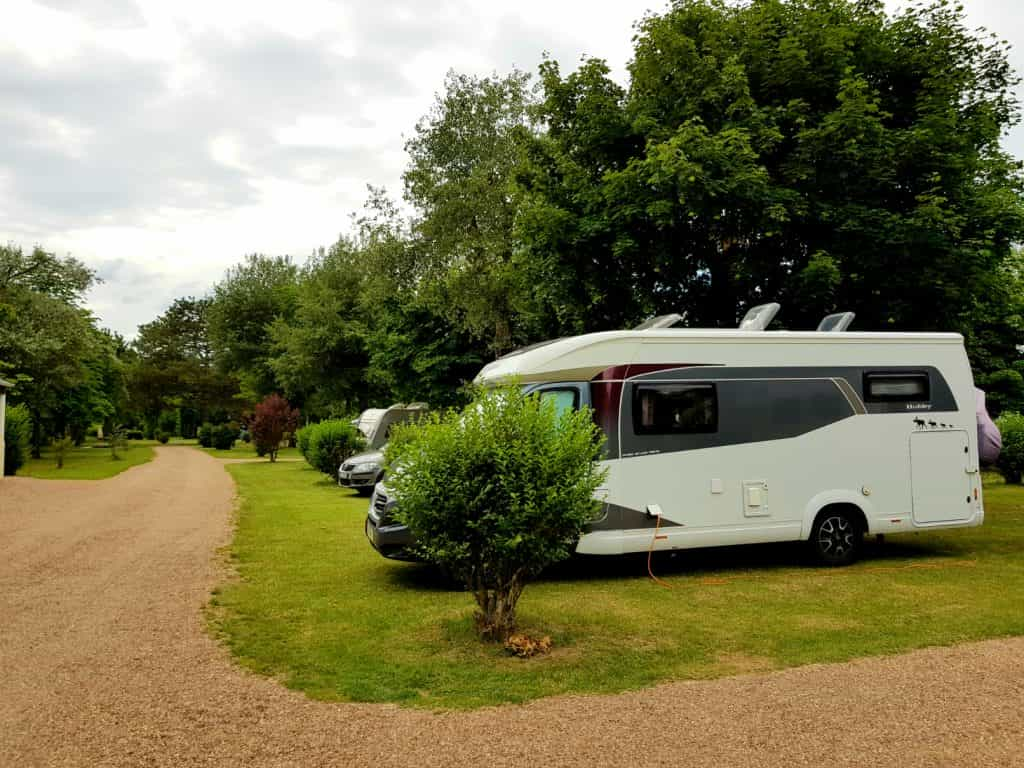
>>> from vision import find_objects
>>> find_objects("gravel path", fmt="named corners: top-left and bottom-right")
top-left (1, 446), bottom-right (1021, 767)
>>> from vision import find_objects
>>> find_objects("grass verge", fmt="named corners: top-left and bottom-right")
top-left (199, 442), bottom-right (301, 460)
top-left (212, 462), bottom-right (1024, 709)
top-left (18, 440), bottom-right (156, 480)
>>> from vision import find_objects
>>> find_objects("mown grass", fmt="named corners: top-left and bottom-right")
top-left (199, 441), bottom-right (301, 460)
top-left (212, 462), bottom-right (1024, 709)
top-left (18, 440), bottom-right (156, 480)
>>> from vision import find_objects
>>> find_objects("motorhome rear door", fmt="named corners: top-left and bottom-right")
top-left (910, 430), bottom-right (974, 524)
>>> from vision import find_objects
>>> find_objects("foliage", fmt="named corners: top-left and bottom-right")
top-left (0, 244), bottom-right (126, 457)
top-left (155, 431), bottom-right (170, 444)
top-left (250, 394), bottom-right (298, 462)
top-left (128, 297), bottom-right (238, 440)
top-left (995, 412), bottom-right (1024, 483)
top-left (296, 423), bottom-right (314, 460)
top-left (107, 426), bottom-right (127, 460)
top-left (53, 435), bottom-right (73, 469)
top-left (979, 369), bottom-right (1024, 418)
top-left (3, 403), bottom-right (31, 475)
top-left (304, 420), bottom-right (365, 478)
top-left (212, 423), bottom-right (237, 451)
top-left (197, 423), bottom-right (215, 448)
top-left (198, 422), bottom-right (237, 449)
top-left (386, 385), bottom-right (606, 640)
top-left (268, 241), bottom-right (371, 416)
top-left (404, 70), bottom-right (536, 354)
top-left (207, 255), bottom-right (299, 400)
top-left (518, 0), bottom-right (1024, 339)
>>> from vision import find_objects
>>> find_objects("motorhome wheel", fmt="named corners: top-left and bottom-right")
top-left (810, 507), bottom-right (863, 566)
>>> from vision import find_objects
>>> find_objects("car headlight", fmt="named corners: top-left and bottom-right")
top-left (352, 462), bottom-right (380, 474)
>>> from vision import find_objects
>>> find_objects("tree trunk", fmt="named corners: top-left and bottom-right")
top-left (494, 315), bottom-right (512, 357)
top-left (30, 410), bottom-right (42, 459)
top-left (472, 574), bottom-right (525, 641)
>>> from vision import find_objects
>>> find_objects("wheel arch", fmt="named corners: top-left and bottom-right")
top-left (802, 491), bottom-right (873, 539)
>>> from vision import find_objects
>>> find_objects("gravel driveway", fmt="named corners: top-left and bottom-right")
top-left (1, 446), bottom-right (1021, 767)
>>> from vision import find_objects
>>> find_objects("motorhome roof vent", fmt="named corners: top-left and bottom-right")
top-left (738, 303), bottom-right (780, 331)
top-left (634, 313), bottom-right (684, 330)
top-left (817, 312), bottom-right (855, 332)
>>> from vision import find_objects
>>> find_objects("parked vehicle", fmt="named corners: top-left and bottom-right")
top-left (366, 306), bottom-right (994, 566)
top-left (339, 403), bottom-right (427, 495)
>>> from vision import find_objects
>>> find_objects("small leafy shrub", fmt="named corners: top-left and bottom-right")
top-left (155, 431), bottom-right (170, 444)
top-left (251, 394), bottom-right (299, 462)
top-left (387, 384), bottom-right (606, 641)
top-left (107, 426), bottom-right (127, 461)
top-left (212, 423), bottom-right (237, 450)
top-left (4, 403), bottom-right (31, 475)
top-left (306, 420), bottom-right (365, 478)
top-left (125, 429), bottom-right (144, 440)
top-left (240, 429), bottom-right (251, 443)
top-left (995, 411), bottom-right (1024, 484)
top-left (53, 435), bottom-right (74, 469)
top-left (157, 410), bottom-right (177, 436)
top-left (197, 423), bottom-right (214, 448)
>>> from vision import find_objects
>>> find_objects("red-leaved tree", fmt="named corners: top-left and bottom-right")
top-left (250, 394), bottom-right (299, 462)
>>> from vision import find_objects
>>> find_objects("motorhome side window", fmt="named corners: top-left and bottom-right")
top-left (633, 384), bottom-right (717, 434)
top-left (538, 388), bottom-right (579, 418)
top-left (864, 372), bottom-right (930, 402)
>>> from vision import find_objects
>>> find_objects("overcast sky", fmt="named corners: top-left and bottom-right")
top-left (2, 0), bottom-right (1022, 338)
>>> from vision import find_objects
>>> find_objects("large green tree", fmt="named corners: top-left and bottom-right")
top-left (128, 297), bottom-right (238, 436)
top-left (207, 254), bottom-right (299, 399)
top-left (268, 241), bottom-right (371, 416)
top-left (404, 70), bottom-right (537, 353)
top-left (518, 0), bottom-right (1024, 337)
top-left (0, 244), bottom-right (122, 455)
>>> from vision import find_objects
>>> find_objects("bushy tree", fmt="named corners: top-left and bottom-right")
top-left (305, 420), bottom-right (365, 479)
top-left (995, 412), bottom-right (1024, 484)
top-left (519, 0), bottom-right (1024, 334)
top-left (250, 394), bottom-right (298, 462)
top-left (268, 241), bottom-right (371, 416)
top-left (3, 403), bottom-right (31, 475)
top-left (404, 70), bottom-right (536, 354)
top-left (0, 245), bottom-right (123, 456)
top-left (386, 385), bottom-right (606, 641)
top-left (208, 255), bottom-right (299, 399)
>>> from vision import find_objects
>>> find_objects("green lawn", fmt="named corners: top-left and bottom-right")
top-left (18, 440), bottom-right (156, 480)
top-left (211, 462), bottom-right (1024, 709)
top-left (198, 441), bottom-right (301, 460)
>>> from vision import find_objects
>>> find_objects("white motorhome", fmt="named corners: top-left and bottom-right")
top-left (367, 308), bottom-right (987, 565)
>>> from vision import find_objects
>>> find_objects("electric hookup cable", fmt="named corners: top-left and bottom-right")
top-left (646, 511), bottom-right (674, 589)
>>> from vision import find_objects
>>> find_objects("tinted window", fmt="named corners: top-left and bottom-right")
top-left (538, 388), bottom-right (579, 418)
top-left (864, 373), bottom-right (929, 402)
top-left (633, 384), bottom-right (717, 434)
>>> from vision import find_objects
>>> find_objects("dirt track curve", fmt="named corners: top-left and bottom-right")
top-left (1, 446), bottom-right (1022, 767)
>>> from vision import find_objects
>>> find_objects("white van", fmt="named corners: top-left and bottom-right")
top-left (367, 311), bottom-right (986, 565)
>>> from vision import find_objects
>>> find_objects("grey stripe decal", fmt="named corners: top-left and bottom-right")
top-left (832, 377), bottom-right (867, 415)
top-left (587, 502), bottom-right (682, 532)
